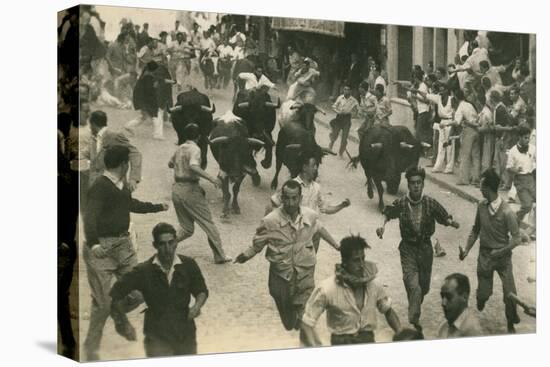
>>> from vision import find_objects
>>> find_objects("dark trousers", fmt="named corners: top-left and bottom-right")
top-left (268, 266), bottom-right (316, 332)
top-left (399, 240), bottom-right (433, 325)
top-left (331, 330), bottom-right (375, 345)
top-left (329, 114), bottom-right (352, 156)
top-left (476, 248), bottom-right (519, 325)
top-left (415, 112), bottom-right (433, 146)
top-left (58, 173), bottom-right (79, 356)
top-left (514, 173), bottom-right (536, 223)
top-left (144, 332), bottom-right (197, 357)
top-left (58, 241), bottom-right (77, 354)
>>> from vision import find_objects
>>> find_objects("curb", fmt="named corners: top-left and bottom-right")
top-left (314, 116), bottom-right (481, 204)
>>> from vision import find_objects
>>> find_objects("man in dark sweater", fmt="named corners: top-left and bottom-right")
top-left (83, 145), bottom-right (168, 361)
top-left (376, 166), bottom-right (460, 335)
top-left (111, 222), bottom-right (208, 356)
top-left (460, 168), bottom-right (522, 333)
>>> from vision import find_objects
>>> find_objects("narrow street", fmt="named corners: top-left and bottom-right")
top-left (77, 85), bottom-right (536, 360)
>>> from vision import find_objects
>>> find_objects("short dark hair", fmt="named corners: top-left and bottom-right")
top-left (393, 328), bottom-right (424, 341)
top-left (281, 179), bottom-right (302, 196)
top-left (479, 60), bottom-right (490, 70)
top-left (480, 168), bottom-right (500, 193)
top-left (103, 145), bottom-right (130, 169)
top-left (89, 110), bottom-right (108, 128)
top-left (359, 80), bottom-right (369, 90)
top-left (183, 123), bottom-right (200, 141)
top-left (481, 76), bottom-right (492, 89)
top-left (405, 166), bottom-right (426, 182)
top-left (374, 84), bottom-right (385, 94)
top-left (298, 150), bottom-right (319, 171)
top-left (444, 273), bottom-right (470, 298)
top-left (517, 123), bottom-right (532, 137)
top-left (152, 222), bottom-right (177, 243)
top-left (413, 69), bottom-right (425, 81)
top-left (340, 235), bottom-right (370, 263)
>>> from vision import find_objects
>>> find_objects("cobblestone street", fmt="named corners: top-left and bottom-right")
top-left (77, 86), bottom-right (536, 361)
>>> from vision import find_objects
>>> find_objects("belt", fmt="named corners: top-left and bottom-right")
top-left (175, 177), bottom-right (199, 184)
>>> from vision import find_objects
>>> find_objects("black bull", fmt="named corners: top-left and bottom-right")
top-left (349, 124), bottom-right (427, 211)
top-left (209, 118), bottom-right (265, 218)
top-left (271, 103), bottom-right (334, 190)
top-left (233, 89), bottom-right (280, 170)
top-left (169, 89), bottom-right (215, 169)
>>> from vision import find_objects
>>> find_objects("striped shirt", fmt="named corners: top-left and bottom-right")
top-left (384, 195), bottom-right (453, 244)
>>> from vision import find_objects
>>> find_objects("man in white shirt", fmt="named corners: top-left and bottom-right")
top-left (238, 65), bottom-right (276, 91)
top-left (329, 85), bottom-right (359, 157)
top-left (301, 235), bottom-right (402, 346)
top-left (356, 81), bottom-right (378, 138)
top-left (507, 124), bottom-right (536, 224)
top-left (269, 151), bottom-right (351, 252)
top-left (453, 90), bottom-right (481, 186)
top-left (438, 273), bottom-right (482, 338)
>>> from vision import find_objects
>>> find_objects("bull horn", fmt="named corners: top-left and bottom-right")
top-left (208, 136), bottom-right (230, 145)
top-left (237, 102), bottom-right (249, 109)
top-left (169, 105), bottom-right (182, 113)
top-left (263, 131), bottom-right (275, 146)
top-left (370, 143), bottom-right (383, 149)
top-left (200, 104), bottom-right (214, 113)
top-left (321, 147), bottom-right (337, 155)
top-left (420, 142), bottom-right (432, 148)
top-left (264, 101), bottom-right (278, 108)
top-left (285, 144), bottom-right (302, 150)
top-left (400, 142), bottom-right (414, 149)
top-left (247, 138), bottom-right (265, 146)
top-left (289, 102), bottom-right (302, 110)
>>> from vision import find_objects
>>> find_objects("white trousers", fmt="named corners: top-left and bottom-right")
top-left (432, 123), bottom-right (455, 173)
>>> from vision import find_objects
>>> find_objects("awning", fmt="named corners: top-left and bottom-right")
top-left (271, 17), bottom-right (345, 38)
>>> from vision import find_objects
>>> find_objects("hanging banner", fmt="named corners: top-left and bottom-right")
top-left (271, 17), bottom-right (345, 38)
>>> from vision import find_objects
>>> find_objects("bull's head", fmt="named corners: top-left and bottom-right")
top-left (209, 135), bottom-right (264, 180)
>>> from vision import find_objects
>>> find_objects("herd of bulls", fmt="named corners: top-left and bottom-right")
top-left (168, 87), bottom-right (430, 217)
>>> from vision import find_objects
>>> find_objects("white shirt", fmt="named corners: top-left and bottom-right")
top-left (454, 101), bottom-right (478, 126)
top-left (96, 126), bottom-right (108, 152)
top-left (271, 176), bottom-right (326, 213)
top-left (153, 254), bottom-right (183, 284)
top-left (489, 196), bottom-right (502, 216)
top-left (374, 76), bottom-right (387, 91)
top-left (415, 82), bottom-right (429, 114)
top-left (200, 37), bottom-right (216, 52)
top-left (217, 44), bottom-right (235, 59)
top-left (507, 144), bottom-right (536, 174)
top-left (238, 72), bottom-right (275, 90)
top-left (426, 94), bottom-right (454, 120)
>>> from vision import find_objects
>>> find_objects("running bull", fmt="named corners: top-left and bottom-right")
top-left (271, 102), bottom-right (334, 189)
top-left (169, 88), bottom-right (215, 169)
top-left (209, 111), bottom-right (265, 218)
top-left (233, 86), bottom-right (280, 170)
top-left (349, 124), bottom-right (430, 211)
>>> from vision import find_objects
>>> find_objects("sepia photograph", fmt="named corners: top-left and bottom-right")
top-left (56, 2), bottom-right (537, 362)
